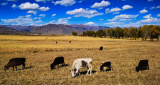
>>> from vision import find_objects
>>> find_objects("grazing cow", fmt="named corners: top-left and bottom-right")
top-left (4, 58), bottom-right (26, 71)
top-left (50, 56), bottom-right (65, 70)
top-left (99, 46), bottom-right (103, 51)
top-left (70, 58), bottom-right (92, 77)
top-left (100, 61), bottom-right (112, 72)
top-left (69, 41), bottom-right (71, 43)
top-left (56, 42), bottom-right (58, 44)
top-left (136, 60), bottom-right (149, 72)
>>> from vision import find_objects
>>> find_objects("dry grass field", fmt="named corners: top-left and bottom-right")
top-left (0, 35), bottom-right (160, 85)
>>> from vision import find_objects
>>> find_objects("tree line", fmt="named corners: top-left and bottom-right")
top-left (72, 25), bottom-right (160, 41)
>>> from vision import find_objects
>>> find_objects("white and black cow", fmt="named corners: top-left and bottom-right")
top-left (70, 58), bottom-right (92, 77)
top-left (136, 60), bottom-right (149, 72)
top-left (100, 60), bottom-right (112, 72)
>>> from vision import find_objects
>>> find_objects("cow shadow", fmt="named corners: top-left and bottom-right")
top-left (16, 66), bottom-right (33, 71)
top-left (51, 64), bottom-right (68, 69)
top-left (79, 70), bottom-right (97, 75)
top-left (136, 67), bottom-right (149, 72)
top-left (24, 66), bottom-right (34, 69)
top-left (100, 69), bottom-right (112, 72)
top-left (60, 64), bottom-right (69, 68)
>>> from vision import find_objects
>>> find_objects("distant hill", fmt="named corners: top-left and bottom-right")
top-left (30, 24), bottom-right (83, 34)
top-left (0, 26), bottom-right (20, 34)
top-left (0, 25), bottom-right (35, 32)
top-left (0, 24), bottom-right (109, 34)
top-left (0, 26), bottom-right (31, 35)
top-left (70, 24), bottom-right (109, 31)
top-left (31, 24), bottom-right (109, 34)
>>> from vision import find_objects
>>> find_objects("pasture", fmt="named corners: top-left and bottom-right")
top-left (0, 35), bottom-right (160, 85)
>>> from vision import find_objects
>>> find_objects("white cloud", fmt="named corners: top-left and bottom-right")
top-left (57, 17), bottom-right (72, 24)
top-left (86, 22), bottom-right (96, 26)
top-left (121, 17), bottom-right (160, 27)
top-left (139, 9), bottom-right (148, 14)
top-left (122, 5), bottom-right (133, 10)
top-left (139, 18), bottom-right (160, 24)
top-left (53, 0), bottom-right (76, 6)
top-left (52, 14), bottom-right (56, 17)
top-left (39, 7), bottom-right (50, 11)
top-left (105, 15), bottom-right (160, 27)
top-left (150, 6), bottom-right (155, 9)
top-left (157, 14), bottom-right (160, 17)
top-left (148, 0), bottom-right (153, 1)
top-left (156, 5), bottom-right (160, 8)
top-left (91, 0), bottom-right (110, 9)
top-left (105, 7), bottom-right (121, 14)
top-left (1, 2), bottom-right (8, 6)
top-left (35, 0), bottom-right (46, 2)
top-left (7, 0), bottom-right (17, 1)
top-left (78, 0), bottom-right (84, 3)
top-left (19, 2), bottom-right (39, 10)
top-left (66, 8), bottom-right (104, 18)
top-left (104, 22), bottom-right (123, 27)
top-left (34, 17), bottom-right (38, 20)
top-left (27, 10), bottom-right (37, 14)
top-left (110, 8), bottom-right (121, 12)
top-left (25, 15), bottom-right (31, 18)
top-left (108, 14), bottom-right (139, 21)
top-left (1, 15), bottom-right (43, 25)
top-left (39, 14), bottom-right (46, 17)
top-left (48, 20), bottom-right (56, 24)
top-left (12, 4), bottom-right (17, 8)
top-left (19, 2), bottom-right (49, 11)
top-left (38, 17), bottom-right (41, 19)
top-left (143, 14), bottom-right (152, 19)
top-left (113, 12), bottom-right (120, 14)
top-left (35, 20), bottom-right (43, 23)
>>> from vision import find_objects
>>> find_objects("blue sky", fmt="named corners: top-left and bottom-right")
top-left (0, 0), bottom-right (160, 27)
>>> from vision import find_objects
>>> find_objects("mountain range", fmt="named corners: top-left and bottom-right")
top-left (0, 24), bottom-right (109, 35)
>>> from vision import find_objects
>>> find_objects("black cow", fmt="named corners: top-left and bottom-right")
top-left (69, 41), bottom-right (71, 43)
top-left (56, 42), bottom-right (58, 44)
top-left (50, 56), bottom-right (65, 70)
top-left (136, 60), bottom-right (149, 72)
top-left (4, 58), bottom-right (26, 71)
top-left (99, 46), bottom-right (103, 51)
top-left (100, 61), bottom-right (112, 72)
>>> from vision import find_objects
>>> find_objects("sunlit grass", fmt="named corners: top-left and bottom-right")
top-left (0, 35), bottom-right (160, 84)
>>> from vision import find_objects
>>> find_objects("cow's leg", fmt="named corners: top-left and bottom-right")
top-left (22, 63), bottom-right (25, 69)
top-left (13, 66), bottom-right (14, 71)
top-left (109, 66), bottom-right (111, 71)
top-left (15, 66), bottom-right (17, 71)
top-left (87, 64), bottom-right (92, 75)
top-left (87, 67), bottom-right (89, 74)
top-left (110, 66), bottom-right (113, 71)
top-left (76, 69), bottom-right (79, 75)
top-left (90, 65), bottom-right (92, 75)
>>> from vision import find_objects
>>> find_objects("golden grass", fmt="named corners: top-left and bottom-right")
top-left (0, 35), bottom-right (160, 85)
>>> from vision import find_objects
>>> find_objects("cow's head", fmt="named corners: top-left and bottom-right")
top-left (4, 65), bottom-right (9, 72)
top-left (136, 66), bottom-right (139, 72)
top-left (70, 69), bottom-right (76, 77)
top-left (100, 66), bottom-right (103, 72)
top-left (50, 64), bottom-right (55, 70)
